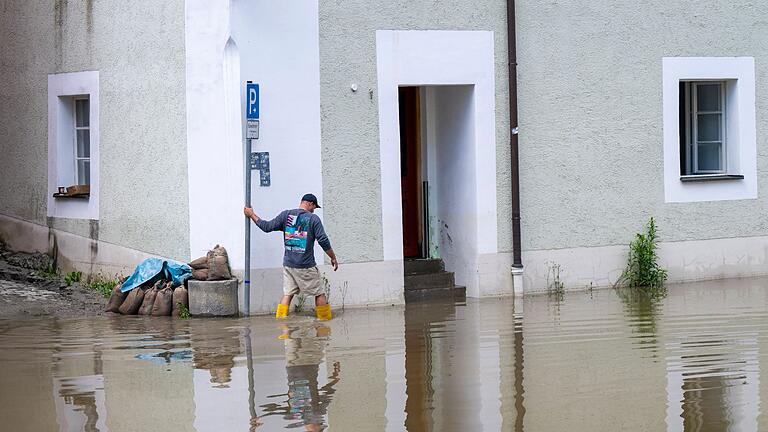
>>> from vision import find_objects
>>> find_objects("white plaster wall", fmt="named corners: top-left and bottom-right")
top-left (427, 86), bottom-right (481, 296)
top-left (2, 0), bottom-right (189, 262)
top-left (235, 260), bottom-right (403, 315)
top-left (318, 1), bottom-right (511, 263)
top-left (515, 1), bottom-right (768, 253)
top-left (186, 0), bottom-right (324, 276)
top-left (0, 213), bottom-right (157, 279)
top-left (184, 0), bottom-right (244, 264)
top-left (230, 0), bottom-right (325, 270)
top-left (522, 234), bottom-right (768, 293)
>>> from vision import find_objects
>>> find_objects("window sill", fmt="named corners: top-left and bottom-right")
top-left (53, 193), bottom-right (90, 199)
top-left (679, 174), bottom-right (744, 183)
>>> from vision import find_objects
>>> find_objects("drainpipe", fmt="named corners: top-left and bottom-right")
top-left (507, 0), bottom-right (524, 294)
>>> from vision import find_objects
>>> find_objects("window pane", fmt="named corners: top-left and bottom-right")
top-left (696, 84), bottom-right (721, 112)
top-left (697, 113), bottom-right (721, 141)
top-left (75, 99), bottom-right (89, 127)
top-left (76, 130), bottom-right (90, 158)
top-left (77, 160), bottom-right (90, 185)
top-left (697, 142), bottom-right (722, 172)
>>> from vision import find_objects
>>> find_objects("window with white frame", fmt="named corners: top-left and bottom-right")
top-left (679, 81), bottom-right (726, 175)
top-left (47, 70), bottom-right (99, 219)
top-left (662, 57), bottom-right (756, 203)
top-left (74, 97), bottom-right (91, 185)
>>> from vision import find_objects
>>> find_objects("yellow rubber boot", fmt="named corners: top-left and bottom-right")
top-left (277, 324), bottom-right (290, 340)
top-left (275, 303), bottom-right (289, 319)
top-left (316, 304), bottom-right (332, 321)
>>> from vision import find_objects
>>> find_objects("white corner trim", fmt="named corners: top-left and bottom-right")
top-left (47, 71), bottom-right (100, 220)
top-left (662, 57), bottom-right (757, 203)
top-left (375, 30), bottom-right (498, 261)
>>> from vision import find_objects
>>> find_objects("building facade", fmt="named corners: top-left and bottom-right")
top-left (2, 0), bottom-right (767, 314)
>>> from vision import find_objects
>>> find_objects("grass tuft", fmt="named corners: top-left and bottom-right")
top-left (64, 271), bottom-right (82, 286)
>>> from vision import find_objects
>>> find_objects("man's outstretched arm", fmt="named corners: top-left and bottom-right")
top-left (244, 207), bottom-right (285, 233)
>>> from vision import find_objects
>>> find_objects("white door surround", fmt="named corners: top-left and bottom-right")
top-left (376, 30), bottom-right (498, 297)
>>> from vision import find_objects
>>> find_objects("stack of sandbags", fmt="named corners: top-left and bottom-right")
top-left (189, 245), bottom-right (232, 281)
top-left (106, 278), bottom-right (190, 318)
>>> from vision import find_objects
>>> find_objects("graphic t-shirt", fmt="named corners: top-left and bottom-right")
top-left (255, 209), bottom-right (332, 268)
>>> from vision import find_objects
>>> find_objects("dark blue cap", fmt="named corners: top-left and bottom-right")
top-left (301, 193), bottom-right (321, 208)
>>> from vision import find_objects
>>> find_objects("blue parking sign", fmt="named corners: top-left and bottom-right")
top-left (246, 82), bottom-right (259, 119)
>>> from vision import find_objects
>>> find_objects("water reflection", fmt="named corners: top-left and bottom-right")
top-left (260, 323), bottom-right (339, 431)
top-left (4, 279), bottom-right (768, 430)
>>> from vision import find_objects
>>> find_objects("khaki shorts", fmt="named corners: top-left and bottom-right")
top-left (283, 266), bottom-right (323, 297)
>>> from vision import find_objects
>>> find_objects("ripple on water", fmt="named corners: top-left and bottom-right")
top-left (3, 280), bottom-right (768, 430)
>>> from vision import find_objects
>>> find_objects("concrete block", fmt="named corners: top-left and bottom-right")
top-left (188, 279), bottom-right (239, 316)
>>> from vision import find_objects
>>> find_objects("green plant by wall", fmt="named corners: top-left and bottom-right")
top-left (36, 264), bottom-right (59, 280)
top-left (64, 271), bottom-right (82, 286)
top-left (294, 293), bottom-right (307, 313)
top-left (621, 217), bottom-right (668, 290)
top-left (176, 302), bottom-right (190, 319)
top-left (546, 261), bottom-right (565, 301)
top-left (88, 277), bottom-right (118, 298)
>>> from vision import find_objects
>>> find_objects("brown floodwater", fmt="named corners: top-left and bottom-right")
top-left (2, 278), bottom-right (768, 431)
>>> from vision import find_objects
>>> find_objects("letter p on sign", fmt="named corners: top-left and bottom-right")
top-left (246, 83), bottom-right (259, 120)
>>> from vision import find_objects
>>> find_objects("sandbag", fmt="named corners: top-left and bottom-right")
top-left (138, 281), bottom-right (162, 315)
top-left (207, 245), bottom-right (231, 281)
top-left (119, 286), bottom-right (146, 315)
top-left (172, 286), bottom-right (189, 317)
top-left (192, 268), bottom-right (209, 280)
top-left (105, 281), bottom-right (127, 313)
top-left (151, 283), bottom-right (173, 316)
top-left (189, 256), bottom-right (208, 270)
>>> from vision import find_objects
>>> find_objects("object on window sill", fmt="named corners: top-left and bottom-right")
top-left (66, 185), bottom-right (90, 195)
top-left (53, 184), bottom-right (90, 199)
top-left (680, 174), bottom-right (744, 182)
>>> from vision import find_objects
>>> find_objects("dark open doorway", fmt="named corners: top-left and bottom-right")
top-left (399, 86), bottom-right (423, 258)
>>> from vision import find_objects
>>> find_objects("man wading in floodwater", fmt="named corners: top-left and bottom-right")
top-left (244, 193), bottom-right (338, 320)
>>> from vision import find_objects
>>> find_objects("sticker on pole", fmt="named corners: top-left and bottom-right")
top-left (246, 119), bottom-right (259, 139)
top-left (250, 152), bottom-right (271, 186)
top-left (246, 82), bottom-right (259, 120)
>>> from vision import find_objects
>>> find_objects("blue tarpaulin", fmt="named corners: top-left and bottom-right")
top-left (120, 258), bottom-right (193, 293)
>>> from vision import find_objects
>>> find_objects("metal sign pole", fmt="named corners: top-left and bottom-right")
top-left (243, 81), bottom-right (260, 316)
top-left (244, 134), bottom-right (252, 317)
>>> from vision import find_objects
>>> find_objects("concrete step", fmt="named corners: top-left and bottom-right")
top-left (404, 271), bottom-right (455, 290)
top-left (404, 259), bottom-right (445, 275)
top-left (405, 285), bottom-right (466, 302)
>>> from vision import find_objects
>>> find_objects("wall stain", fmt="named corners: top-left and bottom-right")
top-left (89, 220), bottom-right (99, 278)
top-left (48, 228), bottom-right (59, 271)
top-left (85, 0), bottom-right (93, 33)
top-left (54, 0), bottom-right (67, 70)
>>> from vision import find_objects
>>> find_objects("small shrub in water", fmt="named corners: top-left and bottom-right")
top-left (546, 261), bottom-right (565, 296)
top-left (621, 217), bottom-right (668, 290)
